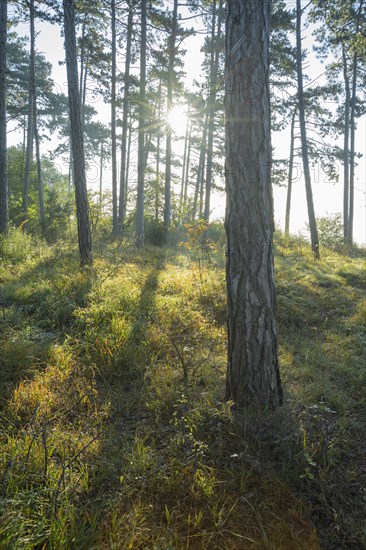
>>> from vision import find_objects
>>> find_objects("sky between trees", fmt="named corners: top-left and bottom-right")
top-left (5, 0), bottom-right (366, 245)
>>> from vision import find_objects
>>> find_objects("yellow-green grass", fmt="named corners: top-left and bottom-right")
top-left (0, 229), bottom-right (364, 549)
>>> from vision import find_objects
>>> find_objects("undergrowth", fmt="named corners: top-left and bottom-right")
top-left (0, 228), bottom-right (365, 549)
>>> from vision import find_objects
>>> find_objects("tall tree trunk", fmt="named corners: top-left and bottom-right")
top-left (68, 141), bottom-right (73, 191)
top-left (341, 43), bottom-right (350, 243)
top-left (111, 0), bottom-right (118, 237)
top-left (285, 107), bottom-right (296, 237)
top-left (79, 16), bottom-right (87, 128)
top-left (144, 130), bottom-right (152, 171)
top-left (199, 158), bottom-right (205, 218)
top-left (192, 111), bottom-right (208, 220)
top-left (155, 79), bottom-right (162, 222)
top-left (63, 0), bottom-right (92, 265)
top-left (99, 141), bottom-right (104, 212)
top-left (204, 0), bottom-right (223, 222)
top-left (29, 7), bottom-right (45, 236)
top-left (163, 0), bottom-right (178, 230)
top-left (349, 0), bottom-right (364, 246)
top-left (348, 52), bottom-right (357, 247)
top-left (136, 0), bottom-right (147, 247)
top-left (180, 116), bottom-right (189, 208)
top-left (0, 0), bottom-right (8, 236)
top-left (296, 0), bottom-right (319, 259)
top-left (126, 116), bottom-right (132, 202)
top-left (33, 104), bottom-right (45, 235)
top-left (225, 0), bottom-right (282, 408)
top-left (23, 0), bottom-right (35, 224)
top-left (81, 58), bottom-right (88, 129)
top-left (183, 122), bottom-right (192, 211)
top-left (118, 0), bottom-right (133, 232)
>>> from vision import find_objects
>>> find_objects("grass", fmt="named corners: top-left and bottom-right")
top-left (0, 228), bottom-right (365, 549)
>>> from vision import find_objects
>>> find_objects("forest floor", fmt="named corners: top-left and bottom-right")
top-left (0, 229), bottom-right (365, 549)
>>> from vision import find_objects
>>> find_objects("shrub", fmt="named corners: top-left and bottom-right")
top-left (315, 213), bottom-right (344, 252)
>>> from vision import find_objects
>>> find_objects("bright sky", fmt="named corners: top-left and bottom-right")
top-left (7, 3), bottom-right (366, 246)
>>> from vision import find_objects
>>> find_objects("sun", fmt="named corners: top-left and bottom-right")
top-left (167, 105), bottom-right (189, 136)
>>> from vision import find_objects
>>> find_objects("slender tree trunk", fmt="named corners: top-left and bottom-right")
top-left (349, 0), bottom-right (364, 246)
top-left (155, 145), bottom-right (160, 222)
top-left (81, 59), bottom-right (88, 129)
top-left (285, 108), bottom-right (296, 237)
top-left (204, 0), bottom-right (223, 222)
top-left (79, 17), bottom-right (86, 128)
top-left (225, 0), bottom-right (282, 408)
top-left (180, 116), bottom-right (189, 208)
top-left (342, 43), bottom-right (350, 243)
top-left (348, 53), bottom-right (357, 247)
top-left (0, 0), bottom-right (8, 235)
top-left (136, 0), bottom-right (147, 247)
top-left (111, 0), bottom-right (118, 237)
top-left (347, 0), bottom-right (364, 246)
top-left (126, 116), bottom-right (132, 202)
top-left (193, 111), bottom-right (208, 220)
top-left (68, 142), bottom-right (73, 191)
top-left (199, 161), bottom-right (205, 218)
top-left (33, 104), bottom-right (45, 235)
top-left (155, 79), bottom-right (162, 222)
top-left (144, 131), bottom-right (152, 171)
top-left (163, 0), bottom-right (178, 230)
top-left (118, 0), bottom-right (133, 232)
top-left (99, 141), bottom-right (104, 212)
top-left (23, 0), bottom-right (35, 224)
top-left (296, 0), bottom-right (319, 259)
top-left (183, 123), bottom-right (192, 210)
top-left (63, 0), bottom-right (92, 265)
top-left (28, 6), bottom-right (45, 236)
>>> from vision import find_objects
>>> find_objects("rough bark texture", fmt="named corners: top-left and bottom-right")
top-left (63, 0), bottom-right (92, 265)
top-left (225, 0), bottom-right (282, 408)
top-left (136, 0), bottom-right (147, 247)
top-left (0, 0), bottom-right (8, 235)
top-left (296, 0), bottom-right (319, 259)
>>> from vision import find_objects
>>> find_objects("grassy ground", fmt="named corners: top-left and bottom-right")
top-left (0, 228), bottom-right (365, 549)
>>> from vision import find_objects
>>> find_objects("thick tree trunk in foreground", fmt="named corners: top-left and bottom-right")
top-left (296, 0), bottom-right (320, 259)
top-left (225, 0), bottom-right (282, 408)
top-left (0, 0), bottom-right (8, 235)
top-left (63, 0), bottom-right (92, 265)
